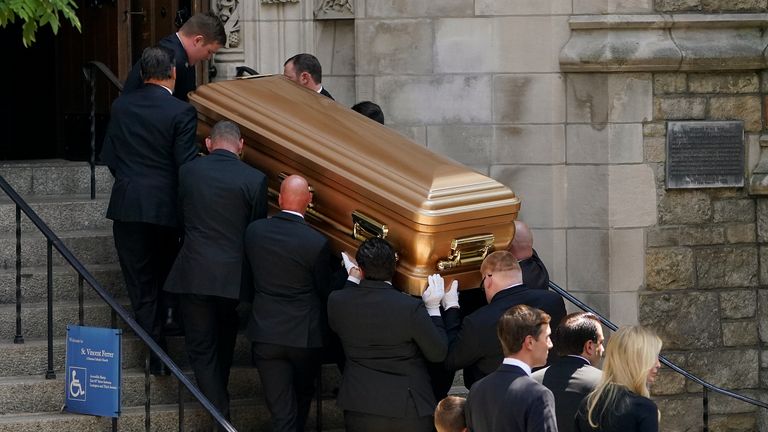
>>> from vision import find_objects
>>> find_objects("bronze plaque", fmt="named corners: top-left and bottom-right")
top-left (666, 121), bottom-right (744, 189)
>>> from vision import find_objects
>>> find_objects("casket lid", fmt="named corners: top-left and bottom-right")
top-left (189, 75), bottom-right (519, 226)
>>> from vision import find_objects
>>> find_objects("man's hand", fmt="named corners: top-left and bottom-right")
top-left (441, 280), bottom-right (460, 310)
top-left (422, 274), bottom-right (445, 316)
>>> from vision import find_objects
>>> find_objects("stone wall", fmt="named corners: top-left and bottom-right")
top-left (641, 71), bottom-right (766, 431)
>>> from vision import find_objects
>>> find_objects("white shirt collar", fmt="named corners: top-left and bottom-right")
top-left (502, 358), bottom-right (532, 376)
top-left (160, 85), bottom-right (173, 95)
top-left (282, 210), bottom-right (304, 219)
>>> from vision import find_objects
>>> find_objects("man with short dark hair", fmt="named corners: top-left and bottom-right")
top-left (124, 12), bottom-right (225, 101)
top-left (283, 53), bottom-right (334, 100)
top-left (532, 312), bottom-right (604, 432)
top-left (351, 101), bottom-right (384, 124)
top-left (245, 174), bottom-right (332, 432)
top-left (445, 251), bottom-right (566, 389)
top-left (328, 237), bottom-right (460, 432)
top-left (163, 120), bottom-right (267, 423)
top-left (101, 45), bottom-right (198, 375)
top-left (465, 304), bottom-right (558, 432)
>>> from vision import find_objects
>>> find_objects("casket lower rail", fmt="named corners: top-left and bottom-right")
top-left (189, 75), bottom-right (521, 295)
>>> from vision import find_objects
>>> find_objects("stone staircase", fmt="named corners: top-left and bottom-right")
top-left (0, 160), bottom-right (345, 431)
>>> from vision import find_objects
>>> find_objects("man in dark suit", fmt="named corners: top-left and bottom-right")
top-left (532, 312), bottom-right (604, 432)
top-left (123, 12), bottom-right (225, 102)
top-left (445, 250), bottom-right (566, 389)
top-left (283, 53), bottom-right (334, 100)
top-left (327, 237), bottom-right (460, 432)
top-left (100, 45), bottom-right (198, 375)
top-left (244, 174), bottom-right (331, 432)
top-left (465, 304), bottom-right (558, 432)
top-left (508, 220), bottom-right (550, 291)
top-left (163, 120), bottom-right (267, 422)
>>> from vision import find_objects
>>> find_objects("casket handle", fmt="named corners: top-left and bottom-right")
top-left (352, 211), bottom-right (389, 241)
top-left (436, 234), bottom-right (495, 271)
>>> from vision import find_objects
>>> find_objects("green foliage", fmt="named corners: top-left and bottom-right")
top-left (0, 0), bottom-right (81, 47)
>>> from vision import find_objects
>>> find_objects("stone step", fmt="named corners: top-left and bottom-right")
top-left (0, 229), bottom-right (118, 269)
top-left (0, 299), bottom-right (132, 340)
top-left (0, 365), bottom-right (341, 415)
top-left (0, 194), bottom-right (111, 234)
top-left (0, 160), bottom-right (113, 196)
top-left (0, 264), bottom-right (124, 304)
top-left (0, 332), bottom-right (339, 382)
top-left (0, 396), bottom-right (344, 432)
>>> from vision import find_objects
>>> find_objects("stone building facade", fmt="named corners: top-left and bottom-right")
top-left (208, 0), bottom-right (768, 429)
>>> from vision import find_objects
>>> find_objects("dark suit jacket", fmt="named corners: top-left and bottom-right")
top-left (101, 84), bottom-right (198, 227)
top-left (244, 211), bottom-right (331, 348)
top-left (319, 86), bottom-right (334, 100)
top-left (444, 284), bottom-right (567, 389)
top-left (522, 249), bottom-right (550, 291)
top-left (575, 386), bottom-right (659, 432)
top-left (327, 279), bottom-right (456, 418)
top-left (466, 364), bottom-right (558, 432)
top-left (163, 150), bottom-right (267, 300)
top-left (532, 356), bottom-right (602, 432)
top-left (123, 34), bottom-right (196, 102)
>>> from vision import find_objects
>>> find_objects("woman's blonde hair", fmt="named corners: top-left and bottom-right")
top-left (586, 325), bottom-right (662, 428)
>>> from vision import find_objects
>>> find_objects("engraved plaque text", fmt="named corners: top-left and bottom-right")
top-left (666, 121), bottom-right (744, 189)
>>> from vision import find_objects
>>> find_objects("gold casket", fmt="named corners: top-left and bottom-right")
top-left (189, 75), bottom-right (520, 295)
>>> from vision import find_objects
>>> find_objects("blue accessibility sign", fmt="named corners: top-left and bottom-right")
top-left (64, 325), bottom-right (122, 418)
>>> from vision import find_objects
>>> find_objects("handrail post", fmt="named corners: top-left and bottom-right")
top-left (145, 354), bottom-right (151, 432)
top-left (84, 64), bottom-right (97, 200)
top-left (14, 205), bottom-right (23, 344)
top-left (703, 385), bottom-right (709, 432)
top-left (178, 384), bottom-right (185, 432)
top-left (45, 240), bottom-right (55, 379)
top-left (78, 275), bottom-right (84, 326)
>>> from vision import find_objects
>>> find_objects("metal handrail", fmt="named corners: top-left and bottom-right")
top-left (548, 279), bottom-right (768, 431)
top-left (0, 174), bottom-right (236, 431)
top-left (82, 61), bottom-right (123, 200)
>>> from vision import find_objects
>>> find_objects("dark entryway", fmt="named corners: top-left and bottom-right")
top-left (0, 0), bottom-right (200, 161)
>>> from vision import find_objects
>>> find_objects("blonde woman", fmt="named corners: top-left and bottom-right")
top-left (574, 326), bottom-right (662, 432)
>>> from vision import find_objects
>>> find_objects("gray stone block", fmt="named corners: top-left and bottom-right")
top-left (639, 291), bottom-right (721, 349)
top-left (696, 246), bottom-right (758, 288)
top-left (426, 125), bottom-right (492, 166)
top-left (493, 74), bottom-right (566, 123)
top-left (688, 72), bottom-right (759, 93)
top-left (365, 0), bottom-right (473, 17)
top-left (567, 230), bottom-right (609, 292)
top-left (684, 349), bottom-right (759, 389)
top-left (720, 290), bottom-right (757, 319)
top-left (0, 230), bottom-right (117, 269)
top-left (658, 190), bottom-right (712, 224)
top-left (493, 125), bottom-right (566, 165)
top-left (376, 75), bottom-right (492, 124)
top-left (655, 395), bottom-right (703, 432)
top-left (722, 321), bottom-right (759, 346)
top-left (356, 19), bottom-right (433, 75)
top-left (645, 247), bottom-right (694, 290)
top-left (566, 166), bottom-right (609, 228)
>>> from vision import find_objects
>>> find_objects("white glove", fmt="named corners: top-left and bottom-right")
top-left (341, 252), bottom-right (357, 273)
top-left (441, 280), bottom-right (460, 310)
top-left (422, 274), bottom-right (445, 316)
top-left (341, 252), bottom-right (361, 283)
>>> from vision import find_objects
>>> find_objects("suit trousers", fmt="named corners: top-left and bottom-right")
top-left (252, 343), bottom-right (321, 432)
top-left (112, 221), bottom-right (179, 340)
top-left (343, 394), bottom-right (434, 432)
top-left (180, 294), bottom-right (239, 423)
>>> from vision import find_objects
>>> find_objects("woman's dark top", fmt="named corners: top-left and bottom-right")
top-left (574, 386), bottom-right (659, 432)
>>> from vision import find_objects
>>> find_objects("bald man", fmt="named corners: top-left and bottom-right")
top-left (508, 221), bottom-right (550, 291)
top-left (244, 174), bottom-right (332, 432)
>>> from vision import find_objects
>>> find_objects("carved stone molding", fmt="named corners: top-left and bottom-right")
top-left (261, 0), bottom-right (299, 4)
top-left (314, 0), bottom-right (354, 19)
top-left (749, 135), bottom-right (768, 195)
top-left (213, 0), bottom-right (241, 49)
top-left (560, 13), bottom-right (768, 72)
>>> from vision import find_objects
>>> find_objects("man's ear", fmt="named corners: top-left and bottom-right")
top-left (205, 137), bottom-right (214, 152)
top-left (236, 138), bottom-right (244, 154)
top-left (193, 34), bottom-right (205, 46)
top-left (524, 335), bottom-right (535, 351)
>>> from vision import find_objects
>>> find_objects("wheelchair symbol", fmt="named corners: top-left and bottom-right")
top-left (68, 367), bottom-right (86, 401)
